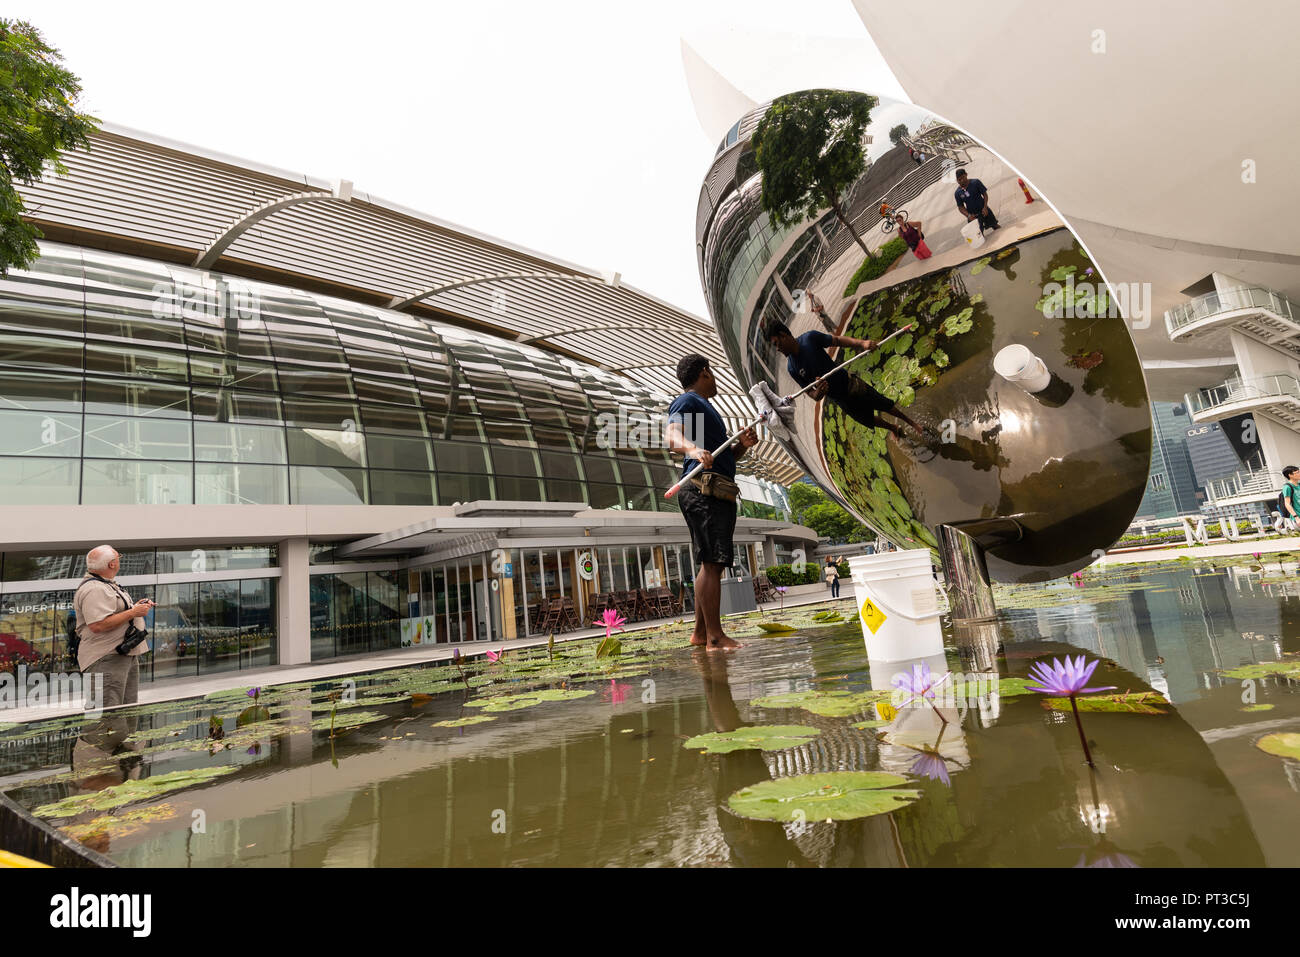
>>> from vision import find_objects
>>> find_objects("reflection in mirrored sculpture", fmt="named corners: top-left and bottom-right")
top-left (697, 90), bottom-right (1150, 583)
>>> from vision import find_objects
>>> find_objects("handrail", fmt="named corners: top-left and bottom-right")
top-left (1187, 372), bottom-right (1300, 415)
top-left (1165, 285), bottom-right (1297, 334)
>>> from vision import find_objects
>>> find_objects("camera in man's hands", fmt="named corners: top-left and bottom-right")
top-left (115, 605), bottom-right (151, 655)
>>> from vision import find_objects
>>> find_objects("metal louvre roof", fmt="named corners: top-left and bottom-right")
top-left (18, 124), bottom-right (803, 485)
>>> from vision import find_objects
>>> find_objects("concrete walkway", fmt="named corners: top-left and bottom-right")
top-left (0, 585), bottom-right (859, 726)
top-left (1101, 535), bottom-right (1300, 565)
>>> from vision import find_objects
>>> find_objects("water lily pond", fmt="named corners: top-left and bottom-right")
top-left (2, 558), bottom-right (1298, 867)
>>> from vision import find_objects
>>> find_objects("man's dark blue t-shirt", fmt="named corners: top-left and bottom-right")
top-left (667, 391), bottom-right (735, 480)
top-left (786, 331), bottom-right (849, 400)
top-left (955, 179), bottom-right (988, 215)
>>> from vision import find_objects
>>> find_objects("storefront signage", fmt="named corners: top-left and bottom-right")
top-left (578, 552), bottom-right (595, 581)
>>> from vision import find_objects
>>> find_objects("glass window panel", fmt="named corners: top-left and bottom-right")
top-left (581, 456), bottom-right (620, 484)
top-left (0, 333), bottom-right (83, 373)
top-left (240, 577), bottom-right (276, 669)
top-left (532, 425), bottom-right (576, 448)
top-left (365, 433), bottom-right (431, 471)
top-left (0, 371), bottom-right (82, 413)
top-left (183, 318), bottom-right (273, 357)
top-left (3, 548), bottom-right (154, 582)
top-left (191, 389), bottom-right (283, 424)
top-left (84, 299), bottom-right (187, 347)
top-left (310, 573), bottom-right (336, 660)
top-left (0, 410), bottom-right (81, 457)
top-left (489, 445), bottom-right (538, 476)
top-left (495, 475), bottom-right (542, 501)
top-left (539, 450), bottom-right (582, 479)
top-left (334, 571), bottom-right (370, 655)
top-left (82, 415), bottom-right (192, 460)
top-left (0, 250), bottom-right (84, 334)
top-left (436, 471), bottom-right (492, 505)
top-left (624, 486), bottom-right (656, 512)
top-left (616, 458), bottom-right (650, 486)
top-left (443, 414), bottom-right (484, 440)
top-left (359, 404), bottom-right (426, 436)
top-left (0, 457), bottom-right (79, 504)
top-left (198, 579), bottom-right (242, 675)
top-left (282, 397), bottom-right (359, 429)
top-left (84, 342), bottom-right (189, 382)
top-left (193, 422), bottom-right (287, 463)
top-left (290, 465), bottom-right (367, 505)
top-left (286, 427), bottom-right (367, 468)
top-left (188, 354), bottom-right (279, 392)
top-left (354, 377), bottom-right (418, 405)
top-left (81, 459), bottom-right (192, 505)
top-left (483, 419), bottom-right (534, 444)
top-left (586, 482), bottom-right (623, 510)
top-left (155, 545), bottom-right (277, 573)
top-left (347, 351), bottom-right (412, 377)
top-left (271, 336), bottom-right (347, 366)
top-left (83, 377), bottom-right (191, 418)
top-left (195, 463), bottom-right (289, 505)
top-left (545, 479), bottom-right (586, 503)
top-left (276, 367), bottom-right (356, 398)
top-left (369, 570), bottom-right (402, 652)
top-left (432, 441), bottom-right (488, 472)
top-left (149, 582), bottom-right (198, 681)
top-left (369, 469), bottom-right (435, 505)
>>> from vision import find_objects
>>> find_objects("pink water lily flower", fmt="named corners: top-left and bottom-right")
top-left (593, 608), bottom-right (627, 639)
top-left (486, 647), bottom-right (505, 663)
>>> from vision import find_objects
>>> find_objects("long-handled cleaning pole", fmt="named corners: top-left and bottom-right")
top-left (665, 322), bottom-right (917, 498)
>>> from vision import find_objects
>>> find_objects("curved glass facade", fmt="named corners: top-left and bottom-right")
top-left (0, 243), bottom-right (684, 512)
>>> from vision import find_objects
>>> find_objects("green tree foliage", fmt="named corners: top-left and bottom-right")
top-left (787, 481), bottom-right (875, 544)
top-left (0, 20), bottom-right (98, 275)
top-left (888, 123), bottom-right (908, 147)
top-left (750, 89), bottom-right (877, 257)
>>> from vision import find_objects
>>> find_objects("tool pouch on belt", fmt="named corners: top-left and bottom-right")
top-left (690, 471), bottom-right (739, 502)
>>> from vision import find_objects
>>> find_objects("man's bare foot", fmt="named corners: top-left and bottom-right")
top-left (690, 633), bottom-right (708, 647)
top-left (706, 634), bottom-right (743, 652)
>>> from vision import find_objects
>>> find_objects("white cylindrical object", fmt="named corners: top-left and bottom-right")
top-left (849, 549), bottom-right (944, 661)
top-left (960, 218), bottom-right (985, 249)
top-left (993, 344), bottom-right (1051, 393)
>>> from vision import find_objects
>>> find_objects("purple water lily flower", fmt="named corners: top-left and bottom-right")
top-left (246, 687), bottom-right (260, 698)
top-left (1026, 655), bottom-right (1116, 767)
top-left (909, 750), bottom-right (951, 786)
top-left (1025, 655), bottom-right (1117, 696)
top-left (892, 661), bottom-right (949, 702)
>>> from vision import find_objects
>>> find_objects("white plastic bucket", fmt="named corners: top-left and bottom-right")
top-left (960, 218), bottom-right (985, 249)
top-left (993, 344), bottom-right (1051, 393)
top-left (849, 549), bottom-right (943, 661)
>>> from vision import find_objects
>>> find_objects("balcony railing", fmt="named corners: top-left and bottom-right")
top-left (1165, 285), bottom-right (1297, 335)
top-left (1205, 466), bottom-right (1278, 505)
top-left (1187, 372), bottom-right (1300, 417)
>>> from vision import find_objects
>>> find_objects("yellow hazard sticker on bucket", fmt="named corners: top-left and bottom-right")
top-left (860, 596), bottom-right (888, 634)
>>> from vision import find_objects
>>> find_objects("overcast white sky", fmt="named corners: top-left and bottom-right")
top-left (12, 1), bottom-right (904, 318)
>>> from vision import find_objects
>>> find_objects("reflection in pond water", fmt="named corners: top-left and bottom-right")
top-left (0, 561), bottom-right (1296, 867)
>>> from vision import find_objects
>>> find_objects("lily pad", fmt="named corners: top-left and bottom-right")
top-left (969, 256), bottom-right (992, 276)
top-left (1220, 661), bottom-right (1300, 680)
top-left (310, 710), bottom-right (388, 732)
top-left (852, 719), bottom-right (889, 729)
top-left (1240, 704), bottom-right (1275, 713)
top-left (757, 622), bottom-right (797, 634)
top-left (1041, 691), bottom-right (1170, 715)
top-left (465, 688), bottom-right (595, 713)
top-left (752, 688), bottom-right (891, 717)
top-left (595, 635), bottom-right (623, 658)
top-left (431, 715), bottom-right (497, 728)
top-left (34, 766), bottom-right (239, 819)
top-left (951, 676), bottom-right (1037, 699)
top-left (1255, 732), bottom-right (1300, 759)
top-left (727, 771), bottom-right (921, 822)
top-left (61, 804), bottom-right (181, 842)
top-left (684, 725), bottom-right (821, 754)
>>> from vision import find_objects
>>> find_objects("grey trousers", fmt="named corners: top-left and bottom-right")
top-left (80, 654), bottom-right (140, 754)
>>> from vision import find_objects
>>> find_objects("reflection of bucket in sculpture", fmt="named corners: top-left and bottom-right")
top-left (849, 550), bottom-right (943, 661)
top-left (993, 344), bottom-right (1051, 394)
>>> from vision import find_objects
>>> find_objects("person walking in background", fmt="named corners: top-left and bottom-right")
top-left (895, 214), bottom-right (932, 260)
top-left (1280, 466), bottom-right (1300, 531)
top-left (74, 545), bottom-right (154, 707)
top-left (824, 557), bottom-right (841, 598)
top-left (955, 168), bottom-right (999, 232)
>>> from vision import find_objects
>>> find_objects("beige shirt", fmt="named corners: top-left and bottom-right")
top-left (74, 574), bottom-right (148, 671)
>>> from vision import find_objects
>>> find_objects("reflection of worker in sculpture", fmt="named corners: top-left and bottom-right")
top-left (895, 214), bottom-right (931, 260)
top-left (954, 168), bottom-right (999, 232)
top-left (765, 321), bottom-right (923, 440)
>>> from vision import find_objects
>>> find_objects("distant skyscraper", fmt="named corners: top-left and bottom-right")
top-left (1135, 402), bottom-right (1202, 519)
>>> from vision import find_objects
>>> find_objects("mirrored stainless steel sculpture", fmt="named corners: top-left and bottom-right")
top-left (696, 90), bottom-right (1150, 617)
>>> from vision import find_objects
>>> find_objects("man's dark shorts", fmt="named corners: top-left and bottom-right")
top-left (678, 482), bottom-right (736, 566)
top-left (835, 377), bottom-right (895, 429)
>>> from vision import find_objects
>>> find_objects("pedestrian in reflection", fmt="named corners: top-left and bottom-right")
top-left (1280, 466), bottom-right (1300, 531)
top-left (765, 321), bottom-right (923, 440)
top-left (954, 168), bottom-right (999, 232)
top-left (895, 214), bottom-right (931, 260)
